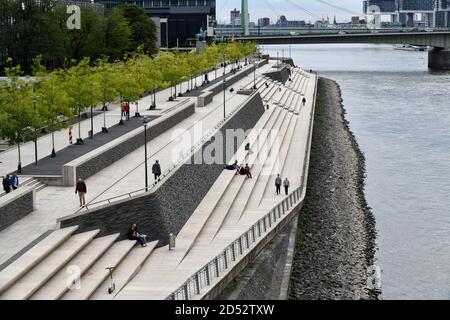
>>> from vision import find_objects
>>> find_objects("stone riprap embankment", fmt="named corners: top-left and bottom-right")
top-left (288, 77), bottom-right (377, 300)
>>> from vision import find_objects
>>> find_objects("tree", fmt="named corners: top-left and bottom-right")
top-left (0, 59), bottom-right (40, 172)
top-left (118, 4), bottom-right (158, 55)
top-left (104, 8), bottom-right (132, 60)
top-left (66, 6), bottom-right (104, 62)
top-left (35, 70), bottom-right (73, 157)
top-left (93, 58), bottom-right (120, 130)
top-left (62, 58), bottom-right (101, 144)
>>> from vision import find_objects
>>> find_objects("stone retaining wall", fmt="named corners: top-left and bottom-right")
top-left (0, 187), bottom-right (35, 232)
top-left (264, 65), bottom-right (290, 84)
top-left (63, 102), bottom-right (195, 186)
top-left (60, 93), bottom-right (265, 247)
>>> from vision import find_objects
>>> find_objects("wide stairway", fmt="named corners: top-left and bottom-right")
top-left (0, 66), bottom-right (316, 300)
top-left (0, 225), bottom-right (158, 300)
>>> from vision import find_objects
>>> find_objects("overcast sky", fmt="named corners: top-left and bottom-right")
top-left (216, 0), bottom-right (365, 23)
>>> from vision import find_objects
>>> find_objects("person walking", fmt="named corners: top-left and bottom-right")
top-left (275, 174), bottom-right (282, 195)
top-left (152, 160), bottom-right (161, 181)
top-left (128, 224), bottom-right (148, 247)
top-left (10, 173), bottom-right (19, 190)
top-left (75, 178), bottom-right (87, 207)
top-left (302, 97), bottom-right (306, 106)
top-left (284, 178), bottom-right (290, 195)
top-left (245, 164), bottom-right (252, 179)
top-left (2, 175), bottom-right (11, 194)
top-left (125, 102), bottom-right (130, 120)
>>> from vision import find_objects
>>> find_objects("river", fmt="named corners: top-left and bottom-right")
top-left (264, 44), bottom-right (450, 300)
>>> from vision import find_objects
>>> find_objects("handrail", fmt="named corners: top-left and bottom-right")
top-left (72, 91), bottom-right (261, 214)
top-left (166, 72), bottom-right (318, 301)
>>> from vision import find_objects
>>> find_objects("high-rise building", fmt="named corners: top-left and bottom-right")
top-left (365, 0), bottom-right (396, 12)
top-left (257, 17), bottom-right (270, 27)
top-left (95, 0), bottom-right (216, 48)
top-left (231, 8), bottom-right (240, 26)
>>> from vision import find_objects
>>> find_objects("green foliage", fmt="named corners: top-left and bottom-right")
top-left (0, 42), bottom-right (258, 167)
top-left (117, 4), bottom-right (158, 56)
top-left (0, 59), bottom-right (40, 149)
top-left (1, 1), bottom-right (153, 74)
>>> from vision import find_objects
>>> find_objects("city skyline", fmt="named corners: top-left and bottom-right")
top-left (216, 0), bottom-right (364, 23)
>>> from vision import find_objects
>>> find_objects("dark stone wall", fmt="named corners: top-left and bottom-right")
top-left (0, 190), bottom-right (34, 232)
top-left (264, 66), bottom-right (290, 84)
top-left (75, 103), bottom-right (195, 181)
top-left (61, 93), bottom-right (265, 247)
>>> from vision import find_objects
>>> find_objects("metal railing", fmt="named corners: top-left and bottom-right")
top-left (166, 72), bottom-right (319, 301)
top-left (72, 91), bottom-right (261, 213)
top-left (167, 185), bottom-right (304, 300)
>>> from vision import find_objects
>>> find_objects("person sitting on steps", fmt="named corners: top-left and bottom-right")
top-left (128, 224), bottom-right (148, 247)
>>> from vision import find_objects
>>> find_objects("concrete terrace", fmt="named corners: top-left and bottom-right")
top-left (0, 60), bottom-right (270, 267)
top-left (0, 60), bottom-right (318, 300)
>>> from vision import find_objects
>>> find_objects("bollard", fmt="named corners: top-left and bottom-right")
top-left (169, 233), bottom-right (176, 250)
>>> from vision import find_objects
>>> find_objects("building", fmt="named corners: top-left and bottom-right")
top-left (231, 8), bottom-right (240, 26)
top-left (257, 17), bottom-right (270, 27)
top-left (352, 16), bottom-right (361, 24)
top-left (95, 0), bottom-right (216, 48)
top-left (364, 0), bottom-right (396, 12)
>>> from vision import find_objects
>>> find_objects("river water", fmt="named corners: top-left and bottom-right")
top-left (264, 44), bottom-right (450, 300)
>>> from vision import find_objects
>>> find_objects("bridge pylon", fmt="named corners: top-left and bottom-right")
top-left (241, 0), bottom-right (250, 36)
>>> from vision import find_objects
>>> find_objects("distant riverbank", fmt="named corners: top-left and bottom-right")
top-left (289, 77), bottom-right (377, 300)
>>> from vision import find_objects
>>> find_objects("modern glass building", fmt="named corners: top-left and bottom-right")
top-left (96, 0), bottom-right (216, 48)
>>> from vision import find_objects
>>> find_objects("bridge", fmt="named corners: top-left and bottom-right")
top-left (214, 0), bottom-right (450, 70)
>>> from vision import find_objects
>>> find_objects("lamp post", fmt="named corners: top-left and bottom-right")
top-left (90, 83), bottom-right (94, 139)
top-left (32, 95), bottom-right (38, 165)
top-left (253, 60), bottom-right (256, 90)
top-left (143, 117), bottom-right (149, 191)
top-left (223, 54), bottom-right (226, 119)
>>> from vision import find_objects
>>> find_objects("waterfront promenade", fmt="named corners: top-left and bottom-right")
top-left (0, 61), bottom-right (268, 267)
top-left (0, 59), bottom-right (317, 300)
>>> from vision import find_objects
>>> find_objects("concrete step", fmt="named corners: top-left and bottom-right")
top-left (174, 107), bottom-right (279, 260)
top-left (89, 241), bottom-right (158, 300)
top-left (0, 226), bottom-right (79, 295)
top-left (0, 230), bottom-right (99, 300)
top-left (246, 108), bottom-right (299, 210)
top-left (60, 239), bottom-right (137, 300)
top-left (213, 111), bottom-right (294, 236)
top-left (30, 233), bottom-right (120, 300)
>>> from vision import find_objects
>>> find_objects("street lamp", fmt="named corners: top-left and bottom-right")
top-left (253, 60), bottom-right (257, 90)
top-left (32, 95), bottom-right (38, 165)
top-left (222, 54), bottom-right (226, 119)
top-left (143, 117), bottom-right (149, 191)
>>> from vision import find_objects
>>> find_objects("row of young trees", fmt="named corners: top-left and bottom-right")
top-left (0, 0), bottom-right (157, 75)
top-left (0, 42), bottom-right (258, 172)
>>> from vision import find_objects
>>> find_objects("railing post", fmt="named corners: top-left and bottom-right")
top-left (273, 210), bottom-right (277, 222)
top-left (223, 251), bottom-right (228, 269)
top-left (215, 258), bottom-right (220, 277)
top-left (263, 218), bottom-right (267, 232)
top-left (246, 232), bottom-right (250, 249)
top-left (231, 243), bottom-right (236, 261)
top-left (205, 265), bottom-right (211, 286)
top-left (183, 284), bottom-right (189, 300)
top-left (195, 274), bottom-right (201, 295)
top-left (252, 226), bottom-right (256, 242)
top-left (258, 221), bottom-right (262, 237)
top-left (268, 212), bottom-right (272, 227)
top-left (238, 238), bottom-right (243, 255)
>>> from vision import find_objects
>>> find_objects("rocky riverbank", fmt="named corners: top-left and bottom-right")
top-left (289, 77), bottom-right (377, 300)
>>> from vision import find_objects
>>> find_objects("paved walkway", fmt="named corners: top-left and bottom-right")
top-left (20, 117), bottom-right (157, 176)
top-left (0, 61), bottom-right (273, 266)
